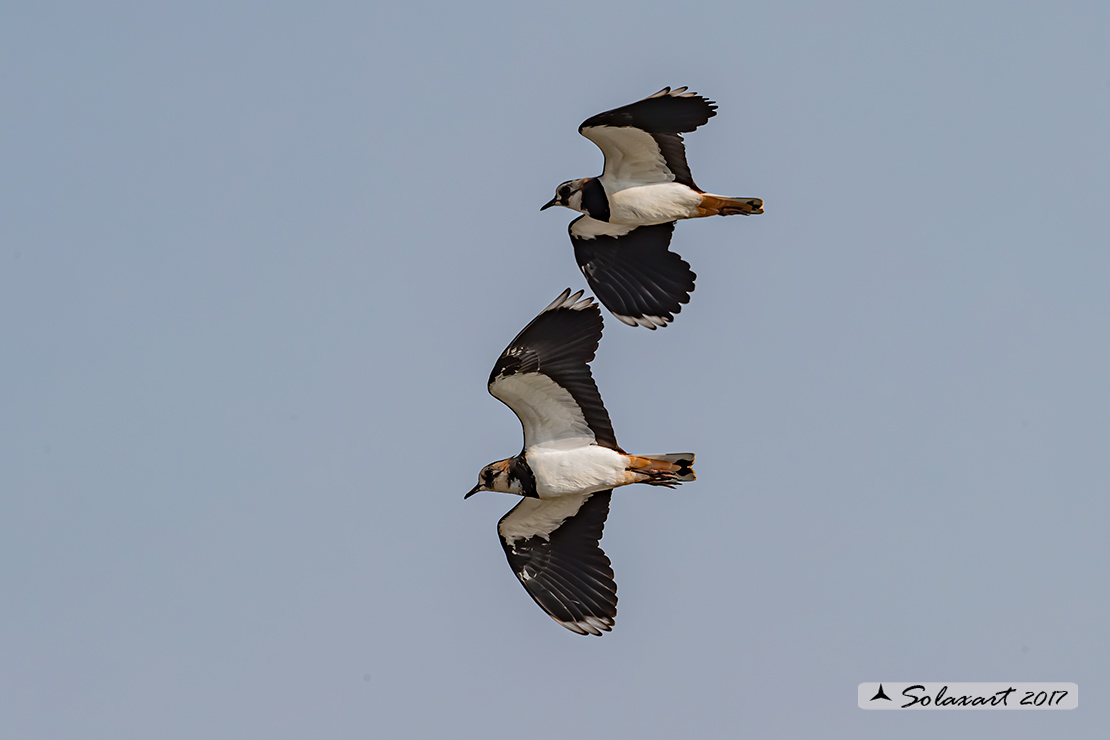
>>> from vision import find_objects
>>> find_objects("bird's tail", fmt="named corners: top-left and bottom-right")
top-left (696, 194), bottom-right (764, 216)
top-left (625, 453), bottom-right (696, 487)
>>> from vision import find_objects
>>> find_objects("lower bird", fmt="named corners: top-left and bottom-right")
top-left (466, 289), bottom-right (695, 635)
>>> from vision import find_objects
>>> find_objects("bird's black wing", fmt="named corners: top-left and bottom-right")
top-left (498, 491), bottom-right (617, 636)
top-left (488, 290), bottom-right (619, 451)
top-left (569, 217), bottom-right (695, 330)
top-left (580, 86), bottom-right (717, 189)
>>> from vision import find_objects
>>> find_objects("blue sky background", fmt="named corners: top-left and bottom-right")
top-left (2, 2), bottom-right (1108, 738)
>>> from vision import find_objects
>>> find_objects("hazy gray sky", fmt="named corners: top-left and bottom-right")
top-left (2, 2), bottom-right (1107, 738)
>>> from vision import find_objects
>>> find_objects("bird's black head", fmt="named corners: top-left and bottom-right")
top-left (465, 460), bottom-right (510, 498)
top-left (541, 179), bottom-right (586, 212)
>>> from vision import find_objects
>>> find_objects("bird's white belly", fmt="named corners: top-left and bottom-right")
top-left (606, 183), bottom-right (702, 225)
top-left (527, 445), bottom-right (629, 498)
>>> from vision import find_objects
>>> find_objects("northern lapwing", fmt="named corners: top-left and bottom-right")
top-left (466, 289), bottom-right (695, 635)
top-left (542, 86), bottom-right (764, 329)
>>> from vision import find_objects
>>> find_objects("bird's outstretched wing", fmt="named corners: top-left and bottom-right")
top-left (488, 290), bottom-right (619, 450)
top-left (579, 86), bottom-right (716, 190)
top-left (569, 217), bottom-right (695, 329)
top-left (498, 491), bottom-right (617, 636)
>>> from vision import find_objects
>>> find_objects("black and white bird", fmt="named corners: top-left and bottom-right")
top-left (466, 289), bottom-right (695, 635)
top-left (542, 86), bottom-right (764, 329)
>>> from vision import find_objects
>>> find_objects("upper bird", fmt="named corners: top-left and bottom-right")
top-left (466, 289), bottom-right (695, 635)
top-left (542, 86), bottom-right (764, 329)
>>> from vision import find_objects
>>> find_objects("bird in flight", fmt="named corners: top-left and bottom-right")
top-left (467, 289), bottom-right (695, 635)
top-left (542, 86), bottom-right (764, 329)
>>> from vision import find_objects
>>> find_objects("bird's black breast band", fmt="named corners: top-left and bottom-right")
top-left (508, 455), bottom-right (538, 498)
top-left (581, 178), bottom-right (611, 222)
